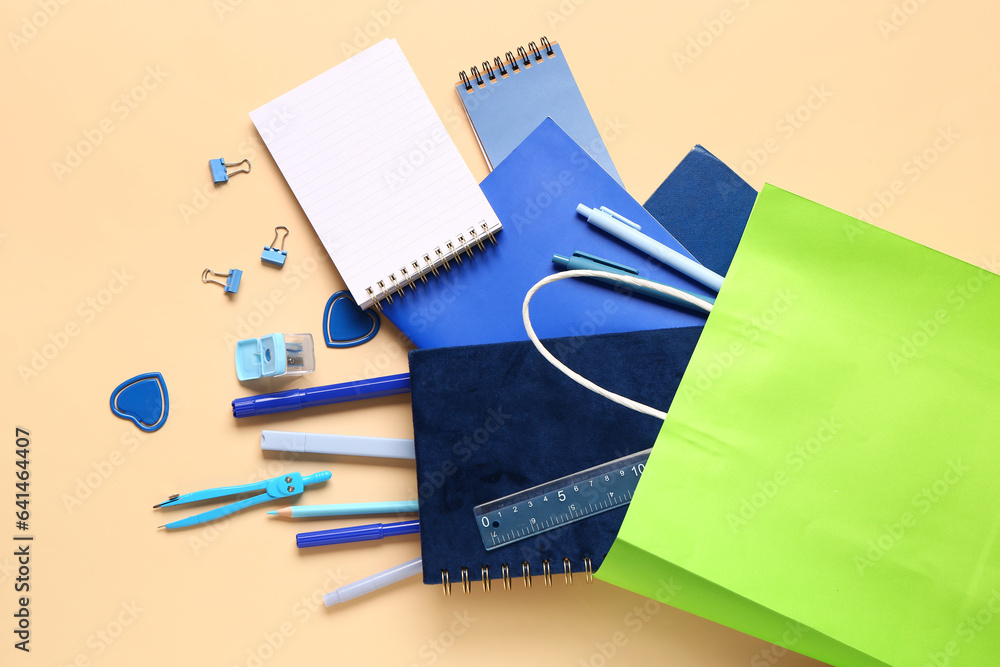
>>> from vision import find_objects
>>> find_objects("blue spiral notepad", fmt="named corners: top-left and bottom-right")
top-left (382, 118), bottom-right (714, 348)
top-left (456, 38), bottom-right (622, 185)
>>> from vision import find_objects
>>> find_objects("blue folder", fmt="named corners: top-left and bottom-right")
top-left (383, 118), bottom-right (714, 348)
top-left (456, 40), bottom-right (622, 185)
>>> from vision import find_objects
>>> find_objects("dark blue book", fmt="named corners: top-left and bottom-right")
top-left (642, 145), bottom-right (756, 277)
top-left (410, 326), bottom-right (703, 590)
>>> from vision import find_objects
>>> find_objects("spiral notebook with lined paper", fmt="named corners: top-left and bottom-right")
top-left (250, 38), bottom-right (502, 310)
top-left (456, 36), bottom-right (622, 185)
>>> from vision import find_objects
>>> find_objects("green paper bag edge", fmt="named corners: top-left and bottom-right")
top-left (598, 538), bottom-right (889, 667)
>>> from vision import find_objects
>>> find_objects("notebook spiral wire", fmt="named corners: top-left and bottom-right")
top-left (459, 36), bottom-right (555, 92)
top-left (439, 556), bottom-right (592, 596)
top-left (365, 221), bottom-right (497, 311)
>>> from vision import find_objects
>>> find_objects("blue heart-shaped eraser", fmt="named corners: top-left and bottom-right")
top-left (323, 291), bottom-right (380, 348)
top-left (110, 372), bottom-right (169, 432)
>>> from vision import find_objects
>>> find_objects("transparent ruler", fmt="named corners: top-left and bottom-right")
top-left (473, 449), bottom-right (651, 551)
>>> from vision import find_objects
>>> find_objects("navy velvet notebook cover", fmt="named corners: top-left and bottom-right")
top-left (382, 119), bottom-right (715, 349)
top-left (410, 327), bottom-right (702, 587)
top-left (643, 145), bottom-right (756, 277)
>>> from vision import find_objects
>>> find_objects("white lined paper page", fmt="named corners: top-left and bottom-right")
top-left (249, 39), bottom-right (501, 309)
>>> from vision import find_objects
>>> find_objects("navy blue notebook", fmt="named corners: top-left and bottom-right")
top-left (642, 145), bottom-right (756, 277)
top-left (383, 119), bottom-right (714, 348)
top-left (410, 327), bottom-right (703, 588)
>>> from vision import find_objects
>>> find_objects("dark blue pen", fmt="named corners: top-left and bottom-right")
top-left (296, 519), bottom-right (420, 548)
top-left (232, 372), bottom-right (411, 418)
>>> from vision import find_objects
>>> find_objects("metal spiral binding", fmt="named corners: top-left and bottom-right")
top-left (505, 51), bottom-right (519, 73)
top-left (440, 556), bottom-right (593, 596)
top-left (364, 222), bottom-right (498, 309)
top-left (460, 567), bottom-right (471, 594)
top-left (458, 36), bottom-right (556, 92)
top-left (526, 41), bottom-right (542, 63)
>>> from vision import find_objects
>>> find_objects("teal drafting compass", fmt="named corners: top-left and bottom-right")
top-left (154, 471), bottom-right (331, 530)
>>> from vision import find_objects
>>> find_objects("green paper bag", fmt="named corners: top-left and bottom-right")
top-left (598, 185), bottom-right (1000, 667)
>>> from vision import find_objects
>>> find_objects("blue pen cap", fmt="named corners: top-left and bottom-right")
top-left (235, 333), bottom-right (316, 381)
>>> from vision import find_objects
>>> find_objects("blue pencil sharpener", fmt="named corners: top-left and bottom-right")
top-left (235, 333), bottom-right (316, 381)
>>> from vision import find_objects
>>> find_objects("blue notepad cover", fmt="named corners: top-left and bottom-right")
top-left (457, 42), bottom-right (622, 184)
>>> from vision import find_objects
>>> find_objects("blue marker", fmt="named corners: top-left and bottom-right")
top-left (296, 519), bottom-right (420, 548)
top-left (232, 372), bottom-right (411, 418)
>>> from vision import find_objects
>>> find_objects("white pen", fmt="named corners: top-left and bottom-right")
top-left (261, 430), bottom-right (415, 459)
top-left (577, 204), bottom-right (725, 292)
top-left (323, 557), bottom-right (423, 607)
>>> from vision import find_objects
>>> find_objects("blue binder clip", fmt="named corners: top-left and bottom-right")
top-left (202, 268), bottom-right (242, 294)
top-left (209, 158), bottom-right (251, 184)
top-left (261, 226), bottom-right (289, 267)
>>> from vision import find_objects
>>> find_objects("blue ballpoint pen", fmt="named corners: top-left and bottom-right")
top-left (232, 372), bottom-right (411, 418)
top-left (598, 206), bottom-right (642, 230)
top-left (296, 519), bottom-right (420, 548)
top-left (577, 204), bottom-right (726, 292)
top-left (553, 251), bottom-right (714, 311)
top-left (154, 471), bottom-right (332, 530)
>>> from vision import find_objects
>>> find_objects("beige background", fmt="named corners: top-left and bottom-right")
top-left (2, 0), bottom-right (997, 665)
